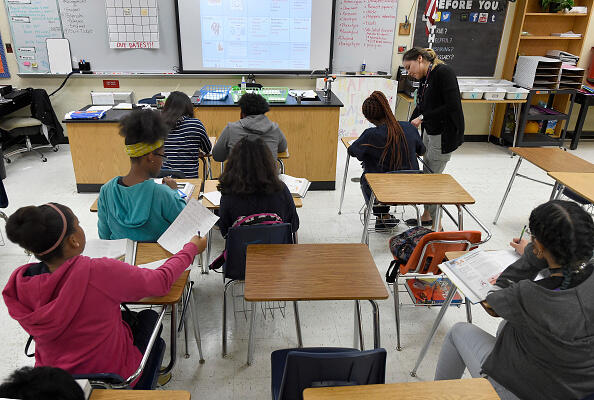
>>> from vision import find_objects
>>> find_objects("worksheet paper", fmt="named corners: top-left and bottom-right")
top-left (438, 249), bottom-right (520, 304)
top-left (138, 257), bottom-right (195, 271)
top-left (82, 238), bottom-right (129, 259)
top-left (203, 191), bottom-right (221, 206)
top-left (157, 199), bottom-right (219, 254)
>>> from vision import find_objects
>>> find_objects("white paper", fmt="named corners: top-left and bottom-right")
top-left (438, 249), bottom-right (520, 304)
top-left (157, 198), bottom-right (219, 254)
top-left (87, 105), bottom-right (113, 112)
top-left (203, 191), bottom-right (221, 206)
top-left (138, 258), bottom-right (168, 269)
top-left (113, 102), bottom-right (133, 109)
top-left (82, 238), bottom-right (128, 259)
top-left (280, 174), bottom-right (311, 197)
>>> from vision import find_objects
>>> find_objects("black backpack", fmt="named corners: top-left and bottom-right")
top-left (386, 227), bottom-right (433, 283)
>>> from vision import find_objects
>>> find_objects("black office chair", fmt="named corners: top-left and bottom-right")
top-left (222, 223), bottom-right (294, 357)
top-left (271, 347), bottom-right (387, 400)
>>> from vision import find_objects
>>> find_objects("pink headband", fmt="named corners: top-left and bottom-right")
top-left (37, 203), bottom-right (68, 256)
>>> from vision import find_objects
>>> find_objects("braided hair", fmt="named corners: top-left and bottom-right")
top-left (361, 91), bottom-right (410, 171)
top-left (529, 200), bottom-right (594, 289)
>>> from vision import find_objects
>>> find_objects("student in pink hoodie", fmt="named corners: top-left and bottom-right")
top-left (2, 202), bottom-right (207, 388)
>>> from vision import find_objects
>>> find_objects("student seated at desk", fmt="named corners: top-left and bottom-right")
top-left (348, 91), bottom-right (426, 230)
top-left (212, 93), bottom-right (287, 162)
top-left (161, 91), bottom-right (212, 178)
top-left (98, 110), bottom-right (186, 241)
top-left (2, 203), bottom-right (207, 387)
top-left (217, 137), bottom-right (299, 237)
top-left (435, 200), bottom-right (594, 400)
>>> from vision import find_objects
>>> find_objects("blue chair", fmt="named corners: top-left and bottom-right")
top-left (222, 223), bottom-right (294, 357)
top-left (137, 94), bottom-right (160, 105)
top-left (271, 347), bottom-right (387, 400)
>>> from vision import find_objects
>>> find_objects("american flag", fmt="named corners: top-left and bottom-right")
top-left (424, 0), bottom-right (438, 35)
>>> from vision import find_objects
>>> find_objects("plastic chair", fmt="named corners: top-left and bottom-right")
top-left (72, 307), bottom-right (167, 390)
top-left (222, 223), bottom-right (294, 357)
top-left (270, 347), bottom-right (387, 400)
top-left (389, 230), bottom-right (483, 351)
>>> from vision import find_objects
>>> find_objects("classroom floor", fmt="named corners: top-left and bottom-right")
top-left (1, 140), bottom-right (593, 398)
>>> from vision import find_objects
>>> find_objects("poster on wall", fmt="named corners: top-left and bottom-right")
top-left (106, 0), bottom-right (160, 49)
top-left (412, 0), bottom-right (508, 77)
top-left (0, 34), bottom-right (10, 78)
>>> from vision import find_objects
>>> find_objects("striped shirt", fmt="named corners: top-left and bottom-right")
top-left (163, 116), bottom-right (211, 178)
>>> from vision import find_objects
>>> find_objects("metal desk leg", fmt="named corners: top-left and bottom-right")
top-left (160, 303), bottom-right (177, 375)
top-left (202, 231), bottom-right (212, 274)
top-left (493, 157), bottom-right (523, 225)
top-left (369, 300), bottom-right (381, 349)
top-left (353, 300), bottom-right (364, 350)
top-left (410, 285), bottom-right (457, 377)
top-left (512, 104), bottom-right (521, 148)
top-left (293, 301), bottom-right (303, 347)
top-left (554, 184), bottom-right (565, 200)
top-left (189, 287), bottom-right (205, 363)
top-left (434, 205), bottom-right (442, 232)
top-left (456, 205), bottom-right (464, 230)
top-left (487, 104), bottom-right (495, 143)
top-left (361, 193), bottom-right (375, 245)
top-left (247, 301), bottom-right (257, 365)
top-left (338, 154), bottom-right (351, 215)
top-left (550, 182), bottom-right (561, 201)
top-left (278, 159), bottom-right (285, 174)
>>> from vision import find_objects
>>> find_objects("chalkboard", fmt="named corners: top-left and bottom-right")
top-left (5, 0), bottom-right (179, 74)
top-left (332, 0), bottom-right (398, 73)
top-left (412, 0), bottom-right (508, 77)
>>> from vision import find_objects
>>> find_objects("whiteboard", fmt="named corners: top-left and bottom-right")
top-left (332, 0), bottom-right (398, 73)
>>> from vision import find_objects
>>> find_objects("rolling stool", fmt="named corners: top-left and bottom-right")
top-left (0, 117), bottom-right (58, 163)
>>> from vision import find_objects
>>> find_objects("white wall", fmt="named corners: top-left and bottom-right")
top-left (0, 0), bottom-right (591, 136)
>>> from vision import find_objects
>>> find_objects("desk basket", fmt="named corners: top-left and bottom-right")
top-left (200, 85), bottom-right (232, 101)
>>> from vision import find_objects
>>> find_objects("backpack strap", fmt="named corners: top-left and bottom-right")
top-left (385, 259), bottom-right (400, 284)
top-left (24, 335), bottom-right (34, 357)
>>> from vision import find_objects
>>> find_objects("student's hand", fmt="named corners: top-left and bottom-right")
top-left (411, 117), bottom-right (422, 128)
top-left (163, 177), bottom-right (177, 191)
top-left (481, 301), bottom-right (499, 318)
top-left (189, 235), bottom-right (208, 253)
top-left (509, 238), bottom-right (529, 256)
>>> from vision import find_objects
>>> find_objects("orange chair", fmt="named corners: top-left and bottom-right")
top-left (389, 230), bottom-right (482, 351)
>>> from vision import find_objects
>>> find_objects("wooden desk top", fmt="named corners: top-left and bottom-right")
top-left (364, 173), bottom-right (475, 205)
top-left (446, 251), bottom-right (469, 261)
top-left (201, 179), bottom-right (302, 209)
top-left (90, 178), bottom-right (202, 212)
top-left (341, 136), bottom-right (359, 149)
top-left (303, 378), bottom-right (499, 400)
top-left (511, 147), bottom-right (594, 173)
top-left (547, 172), bottom-right (594, 203)
top-left (90, 389), bottom-right (190, 400)
top-left (244, 244), bottom-right (389, 302)
top-left (128, 242), bottom-right (189, 305)
top-left (398, 92), bottom-right (526, 104)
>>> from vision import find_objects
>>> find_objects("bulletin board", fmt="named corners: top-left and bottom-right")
top-left (0, 33), bottom-right (9, 78)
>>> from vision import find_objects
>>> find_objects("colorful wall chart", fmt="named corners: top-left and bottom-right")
top-left (0, 33), bottom-right (9, 78)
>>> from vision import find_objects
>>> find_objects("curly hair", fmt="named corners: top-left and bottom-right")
top-left (238, 92), bottom-right (270, 116)
top-left (119, 109), bottom-right (168, 145)
top-left (161, 91), bottom-right (194, 129)
top-left (6, 203), bottom-right (76, 262)
top-left (217, 137), bottom-right (283, 195)
top-left (361, 91), bottom-right (410, 170)
top-left (529, 200), bottom-right (594, 288)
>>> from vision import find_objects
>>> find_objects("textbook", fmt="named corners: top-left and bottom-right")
top-left (280, 174), bottom-right (311, 198)
top-left (404, 277), bottom-right (463, 305)
top-left (153, 179), bottom-right (194, 202)
top-left (438, 249), bottom-right (520, 304)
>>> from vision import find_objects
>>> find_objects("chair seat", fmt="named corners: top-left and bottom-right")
top-left (0, 117), bottom-right (42, 131)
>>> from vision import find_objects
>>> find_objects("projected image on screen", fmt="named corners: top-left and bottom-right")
top-left (199, 0), bottom-right (312, 69)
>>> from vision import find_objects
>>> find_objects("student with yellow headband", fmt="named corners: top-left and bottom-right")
top-left (97, 110), bottom-right (186, 241)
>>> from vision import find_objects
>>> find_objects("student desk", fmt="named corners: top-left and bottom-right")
top-left (90, 389), bottom-right (191, 399)
top-left (89, 178), bottom-right (202, 212)
top-left (244, 243), bottom-right (389, 365)
top-left (569, 91), bottom-right (594, 150)
top-left (303, 378), bottom-right (499, 400)
top-left (548, 172), bottom-right (594, 203)
top-left (493, 147), bottom-right (594, 224)
top-left (129, 242), bottom-right (204, 379)
top-left (64, 91), bottom-right (342, 192)
top-left (361, 173), bottom-right (477, 245)
top-left (338, 136), bottom-right (359, 215)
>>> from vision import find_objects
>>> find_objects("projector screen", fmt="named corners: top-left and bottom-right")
top-left (176, 0), bottom-right (334, 73)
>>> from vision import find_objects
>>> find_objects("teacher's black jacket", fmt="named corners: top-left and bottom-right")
top-left (410, 63), bottom-right (464, 154)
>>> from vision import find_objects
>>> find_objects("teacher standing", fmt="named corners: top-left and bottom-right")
top-left (402, 47), bottom-right (464, 228)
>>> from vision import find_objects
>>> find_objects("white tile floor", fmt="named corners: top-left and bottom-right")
top-left (1, 140), bottom-right (593, 398)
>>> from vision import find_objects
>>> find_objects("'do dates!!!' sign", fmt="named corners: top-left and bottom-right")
top-left (413, 0), bottom-right (508, 77)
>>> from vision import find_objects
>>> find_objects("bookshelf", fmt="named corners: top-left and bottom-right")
top-left (490, 0), bottom-right (594, 143)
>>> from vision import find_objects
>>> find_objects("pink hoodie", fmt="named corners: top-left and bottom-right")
top-left (2, 242), bottom-right (198, 384)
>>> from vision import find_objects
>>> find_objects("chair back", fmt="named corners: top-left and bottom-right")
top-left (400, 230), bottom-right (482, 275)
top-left (224, 223), bottom-right (293, 281)
top-left (278, 348), bottom-right (386, 400)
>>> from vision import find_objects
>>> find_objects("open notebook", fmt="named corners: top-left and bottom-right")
top-left (280, 174), bottom-right (311, 198)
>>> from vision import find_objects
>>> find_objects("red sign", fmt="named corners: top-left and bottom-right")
top-left (103, 79), bottom-right (120, 89)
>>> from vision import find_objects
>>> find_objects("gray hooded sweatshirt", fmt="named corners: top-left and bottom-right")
top-left (212, 114), bottom-right (287, 162)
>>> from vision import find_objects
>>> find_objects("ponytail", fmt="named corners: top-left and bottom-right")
top-left (361, 91), bottom-right (410, 170)
top-left (402, 47), bottom-right (444, 65)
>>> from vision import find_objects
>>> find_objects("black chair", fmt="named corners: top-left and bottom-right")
top-left (222, 223), bottom-right (294, 357)
top-left (271, 347), bottom-right (387, 400)
top-left (71, 307), bottom-right (167, 390)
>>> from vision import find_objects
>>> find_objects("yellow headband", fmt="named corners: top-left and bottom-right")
top-left (125, 140), bottom-right (164, 158)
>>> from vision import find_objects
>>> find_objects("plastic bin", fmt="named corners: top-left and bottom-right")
top-left (260, 87), bottom-right (289, 103)
top-left (461, 88), bottom-right (484, 99)
top-left (199, 85), bottom-right (232, 101)
top-left (479, 87), bottom-right (506, 100)
top-left (505, 87), bottom-right (529, 100)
